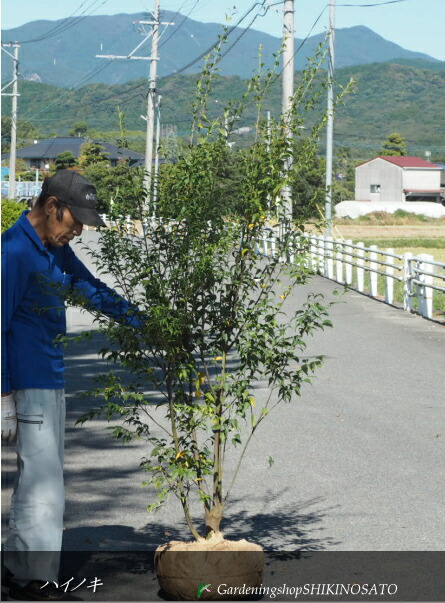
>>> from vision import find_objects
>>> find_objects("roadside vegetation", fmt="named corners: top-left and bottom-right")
top-left (1, 199), bottom-right (24, 232)
top-left (335, 209), bottom-right (445, 226)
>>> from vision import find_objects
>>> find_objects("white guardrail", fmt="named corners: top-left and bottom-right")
top-left (90, 216), bottom-right (445, 321)
top-left (97, 214), bottom-right (182, 233)
top-left (1, 181), bottom-right (43, 198)
top-left (256, 227), bottom-right (445, 321)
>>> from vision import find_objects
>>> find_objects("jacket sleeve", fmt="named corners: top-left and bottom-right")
top-left (64, 245), bottom-right (141, 328)
top-left (1, 239), bottom-right (29, 393)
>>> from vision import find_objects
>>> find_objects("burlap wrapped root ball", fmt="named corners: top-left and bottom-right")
top-left (155, 537), bottom-right (264, 600)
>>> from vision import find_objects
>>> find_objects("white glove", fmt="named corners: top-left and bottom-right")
top-left (1, 394), bottom-right (17, 441)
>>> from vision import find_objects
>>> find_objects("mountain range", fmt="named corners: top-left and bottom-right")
top-left (3, 61), bottom-right (444, 159)
top-left (1, 12), bottom-right (442, 88)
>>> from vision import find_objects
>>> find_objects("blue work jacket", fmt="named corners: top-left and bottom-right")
top-left (1, 211), bottom-right (139, 393)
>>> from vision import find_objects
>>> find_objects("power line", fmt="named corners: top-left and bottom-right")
top-left (89, 0), bottom-right (274, 109)
top-left (161, 0), bottom-right (190, 30)
top-left (12, 0), bottom-right (423, 133)
top-left (160, 0), bottom-right (271, 78)
top-left (158, 0), bottom-right (200, 50)
top-left (271, 3), bottom-right (329, 83)
top-left (215, 0), bottom-right (329, 82)
top-left (9, 0), bottom-right (307, 121)
top-left (215, 1), bottom-right (281, 64)
top-left (5, 0), bottom-right (110, 45)
top-left (3, 0), bottom-right (90, 42)
top-left (20, 0), bottom-right (108, 44)
top-left (17, 8), bottom-right (141, 124)
top-left (337, 0), bottom-right (411, 6)
top-left (15, 5), bottom-right (335, 123)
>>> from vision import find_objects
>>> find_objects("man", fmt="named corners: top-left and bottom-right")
top-left (1, 170), bottom-right (140, 601)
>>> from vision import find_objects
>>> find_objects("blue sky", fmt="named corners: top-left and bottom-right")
top-left (2, 0), bottom-right (445, 61)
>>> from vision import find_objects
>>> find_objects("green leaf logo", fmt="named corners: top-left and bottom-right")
top-left (197, 581), bottom-right (211, 598)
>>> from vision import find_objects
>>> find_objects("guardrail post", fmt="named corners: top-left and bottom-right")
top-left (325, 236), bottom-right (334, 279)
top-left (369, 245), bottom-right (378, 297)
top-left (302, 233), bottom-right (310, 269)
top-left (424, 254), bottom-right (434, 319)
top-left (403, 252), bottom-right (414, 312)
top-left (303, 233), bottom-right (309, 262)
top-left (270, 229), bottom-right (276, 257)
top-left (289, 232), bottom-right (296, 265)
top-left (385, 248), bottom-right (395, 305)
top-left (418, 254), bottom-right (434, 319)
top-left (289, 232), bottom-right (298, 265)
top-left (357, 242), bottom-right (365, 292)
top-left (310, 235), bottom-right (317, 271)
top-left (335, 238), bottom-right (344, 283)
top-left (317, 236), bottom-right (324, 274)
top-left (417, 256), bottom-right (425, 317)
top-left (262, 229), bottom-right (268, 256)
top-left (254, 228), bottom-right (260, 255)
top-left (344, 240), bottom-right (353, 285)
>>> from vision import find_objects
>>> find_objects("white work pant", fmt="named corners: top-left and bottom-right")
top-left (4, 389), bottom-right (66, 584)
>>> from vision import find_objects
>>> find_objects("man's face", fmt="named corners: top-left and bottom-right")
top-left (46, 199), bottom-right (83, 247)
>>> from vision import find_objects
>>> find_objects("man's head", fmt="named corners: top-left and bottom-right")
top-left (34, 170), bottom-right (105, 247)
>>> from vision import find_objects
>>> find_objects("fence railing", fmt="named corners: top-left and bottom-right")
top-left (1, 181), bottom-right (42, 198)
top-left (83, 217), bottom-right (445, 321)
top-left (98, 214), bottom-right (134, 231)
top-left (97, 214), bottom-right (183, 233)
top-left (256, 228), bottom-right (445, 321)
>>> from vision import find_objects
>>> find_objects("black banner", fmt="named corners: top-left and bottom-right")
top-left (2, 551), bottom-right (444, 601)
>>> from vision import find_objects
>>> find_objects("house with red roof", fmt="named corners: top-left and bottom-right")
top-left (355, 156), bottom-right (445, 204)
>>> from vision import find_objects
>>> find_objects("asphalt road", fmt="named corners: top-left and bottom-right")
top-left (2, 231), bottom-right (444, 600)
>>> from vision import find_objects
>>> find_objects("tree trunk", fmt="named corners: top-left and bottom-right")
top-left (205, 502), bottom-right (223, 537)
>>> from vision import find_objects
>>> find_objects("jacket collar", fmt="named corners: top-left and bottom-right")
top-left (19, 210), bottom-right (50, 254)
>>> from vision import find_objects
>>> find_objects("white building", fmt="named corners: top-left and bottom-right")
top-left (355, 156), bottom-right (445, 204)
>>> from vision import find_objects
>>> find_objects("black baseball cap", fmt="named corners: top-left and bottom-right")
top-left (42, 170), bottom-right (106, 227)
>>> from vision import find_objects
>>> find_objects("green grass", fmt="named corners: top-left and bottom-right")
top-left (335, 210), bottom-right (445, 226)
top-left (360, 238), bottom-right (445, 249)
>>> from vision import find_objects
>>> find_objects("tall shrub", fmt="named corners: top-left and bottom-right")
top-left (72, 38), bottom-right (351, 540)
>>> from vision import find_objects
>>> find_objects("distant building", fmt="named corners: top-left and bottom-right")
top-left (434, 162), bottom-right (445, 188)
top-left (4, 137), bottom-right (145, 169)
top-left (355, 156), bottom-right (445, 204)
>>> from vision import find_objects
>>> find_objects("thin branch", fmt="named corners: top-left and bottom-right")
top-left (223, 387), bottom-right (275, 503)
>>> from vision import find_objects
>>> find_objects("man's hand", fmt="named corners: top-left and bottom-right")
top-left (1, 393), bottom-right (17, 441)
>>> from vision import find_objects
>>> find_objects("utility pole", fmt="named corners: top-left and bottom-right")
top-left (143, 0), bottom-right (160, 208)
top-left (281, 0), bottom-right (294, 230)
top-left (266, 109), bottom-right (272, 218)
top-left (1, 43), bottom-right (20, 199)
top-left (96, 0), bottom-right (172, 212)
top-left (325, 0), bottom-right (335, 237)
top-left (153, 94), bottom-right (162, 214)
